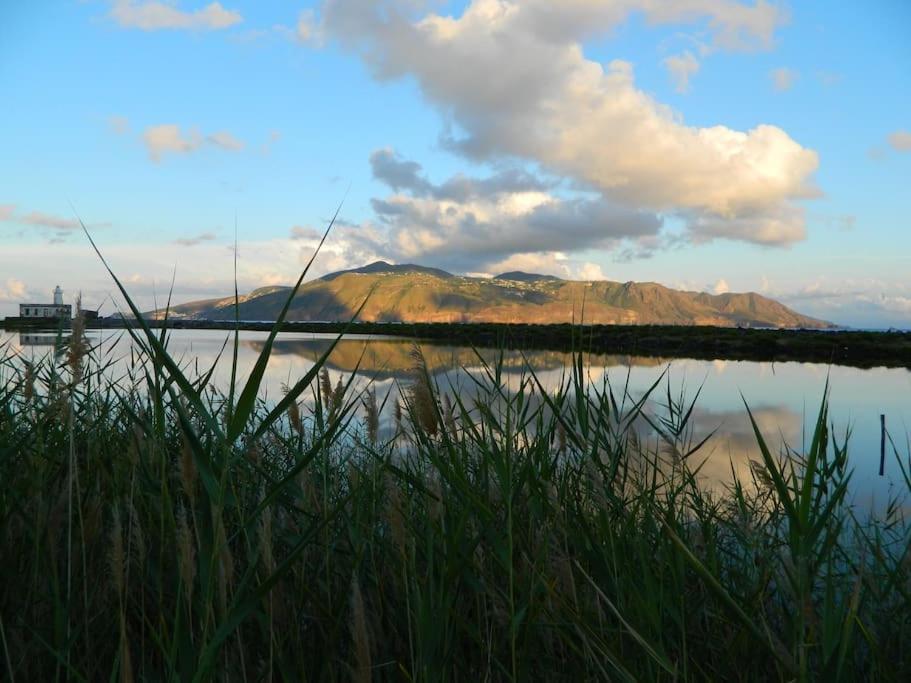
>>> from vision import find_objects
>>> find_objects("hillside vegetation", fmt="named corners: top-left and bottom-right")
top-left (158, 262), bottom-right (831, 328)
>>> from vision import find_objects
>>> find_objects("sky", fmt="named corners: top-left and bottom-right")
top-left (0, 0), bottom-right (909, 328)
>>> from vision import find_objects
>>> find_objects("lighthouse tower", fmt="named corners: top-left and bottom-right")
top-left (53, 286), bottom-right (63, 305)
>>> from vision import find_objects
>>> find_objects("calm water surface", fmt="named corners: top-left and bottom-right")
top-left (3, 328), bottom-right (909, 507)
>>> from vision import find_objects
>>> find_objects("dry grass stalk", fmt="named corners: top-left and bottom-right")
top-left (363, 390), bottom-right (379, 445)
top-left (331, 377), bottom-right (345, 417)
top-left (67, 296), bottom-right (88, 386)
top-left (320, 368), bottom-right (333, 411)
top-left (22, 361), bottom-right (34, 405)
top-left (556, 421), bottom-right (567, 455)
top-left (282, 382), bottom-right (303, 435)
top-left (409, 378), bottom-right (438, 438)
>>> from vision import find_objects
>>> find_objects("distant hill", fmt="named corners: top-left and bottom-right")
top-left (320, 261), bottom-right (453, 281)
top-left (154, 263), bottom-right (832, 329)
top-left (494, 271), bottom-right (563, 283)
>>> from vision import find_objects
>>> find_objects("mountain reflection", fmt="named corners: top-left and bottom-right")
top-left (244, 338), bottom-right (668, 379)
top-left (244, 337), bottom-right (803, 493)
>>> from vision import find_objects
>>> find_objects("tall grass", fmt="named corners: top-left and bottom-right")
top-left (1, 247), bottom-right (909, 680)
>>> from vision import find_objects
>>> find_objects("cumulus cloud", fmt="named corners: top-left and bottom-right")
top-left (770, 67), bottom-right (797, 92)
top-left (0, 278), bottom-right (28, 303)
top-left (711, 278), bottom-right (730, 294)
top-left (370, 148), bottom-right (553, 200)
top-left (664, 51), bottom-right (700, 93)
top-left (109, 1), bottom-right (242, 31)
top-left (358, 149), bottom-right (662, 272)
top-left (314, 0), bottom-right (817, 247)
top-left (142, 124), bottom-right (245, 162)
top-left (143, 125), bottom-right (202, 161)
top-left (578, 262), bottom-right (607, 281)
top-left (888, 130), bottom-right (911, 152)
top-left (686, 203), bottom-right (807, 245)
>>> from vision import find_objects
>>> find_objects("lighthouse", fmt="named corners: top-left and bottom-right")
top-left (18, 286), bottom-right (73, 320)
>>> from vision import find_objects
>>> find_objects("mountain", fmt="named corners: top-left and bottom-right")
top-left (321, 261), bottom-right (453, 281)
top-left (155, 263), bottom-right (832, 328)
top-left (494, 271), bottom-right (563, 283)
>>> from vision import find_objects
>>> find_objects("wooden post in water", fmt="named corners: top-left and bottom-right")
top-left (879, 414), bottom-right (886, 476)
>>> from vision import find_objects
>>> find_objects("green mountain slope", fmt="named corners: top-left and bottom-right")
top-left (156, 261), bottom-right (832, 328)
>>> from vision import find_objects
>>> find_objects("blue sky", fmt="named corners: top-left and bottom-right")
top-left (1, 0), bottom-right (909, 327)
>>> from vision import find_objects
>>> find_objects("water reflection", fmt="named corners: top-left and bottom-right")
top-left (2, 327), bottom-right (908, 506)
top-left (245, 338), bottom-right (668, 379)
top-left (18, 332), bottom-right (70, 347)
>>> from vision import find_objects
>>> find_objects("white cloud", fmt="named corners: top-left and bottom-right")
top-left (143, 125), bottom-right (203, 161)
top-left (712, 278), bottom-right (730, 294)
top-left (664, 51), bottom-right (700, 93)
top-left (109, 1), bottom-right (242, 31)
top-left (316, 0), bottom-right (817, 247)
top-left (770, 67), bottom-right (797, 92)
top-left (578, 262), bottom-right (607, 281)
top-left (887, 130), bottom-right (911, 152)
top-left (359, 148), bottom-right (662, 272)
top-left (142, 124), bottom-right (245, 162)
top-left (479, 252), bottom-right (610, 281)
top-left (0, 278), bottom-right (27, 303)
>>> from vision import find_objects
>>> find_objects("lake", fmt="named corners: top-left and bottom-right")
top-left (3, 327), bottom-right (909, 508)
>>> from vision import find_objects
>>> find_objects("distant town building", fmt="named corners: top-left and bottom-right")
top-left (19, 286), bottom-right (72, 320)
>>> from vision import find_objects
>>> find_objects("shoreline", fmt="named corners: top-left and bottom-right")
top-left (4, 317), bottom-right (910, 369)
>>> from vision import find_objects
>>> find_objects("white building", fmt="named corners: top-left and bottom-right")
top-left (19, 286), bottom-right (72, 319)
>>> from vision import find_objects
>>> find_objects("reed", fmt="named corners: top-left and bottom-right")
top-left (0, 240), bottom-right (908, 681)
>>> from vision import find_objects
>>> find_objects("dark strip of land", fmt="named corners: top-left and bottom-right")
top-left (5, 317), bottom-right (909, 369)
